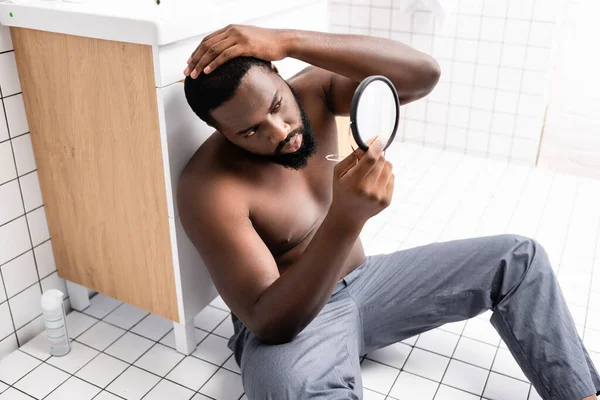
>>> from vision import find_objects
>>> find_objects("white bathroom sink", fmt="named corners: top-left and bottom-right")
top-left (0, 0), bottom-right (323, 46)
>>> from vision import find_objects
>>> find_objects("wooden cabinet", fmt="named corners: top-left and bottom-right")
top-left (5, 0), bottom-right (329, 354)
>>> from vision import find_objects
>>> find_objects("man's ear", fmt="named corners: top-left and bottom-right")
top-left (271, 63), bottom-right (279, 74)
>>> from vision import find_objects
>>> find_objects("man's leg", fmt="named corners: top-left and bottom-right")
top-left (229, 285), bottom-right (363, 400)
top-left (347, 234), bottom-right (600, 400)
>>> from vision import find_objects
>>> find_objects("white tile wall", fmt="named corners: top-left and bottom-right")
top-left (1, 27), bottom-right (64, 359)
top-left (329, 0), bottom-right (561, 163)
top-left (4, 95), bottom-right (28, 138)
top-left (1, 251), bottom-right (38, 299)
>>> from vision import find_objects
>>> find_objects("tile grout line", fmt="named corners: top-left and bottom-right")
top-left (488, 164), bottom-right (545, 398)
top-left (482, 166), bottom-right (536, 397)
top-left (328, 25), bottom-right (555, 51)
top-left (131, 311), bottom-right (206, 400)
top-left (381, 151), bottom-right (496, 398)
top-left (416, 98), bottom-right (550, 117)
top-left (506, 0), bottom-right (538, 163)
top-left (480, 2), bottom-right (507, 159)
top-left (528, 169), bottom-right (580, 400)
top-left (192, 312), bottom-right (238, 398)
top-left (381, 342), bottom-right (417, 398)
top-left (0, 167), bottom-right (37, 191)
top-left (0, 85), bottom-right (20, 347)
top-left (402, 117), bottom-right (544, 146)
top-left (365, 331), bottom-right (534, 385)
top-left (21, 306), bottom-right (140, 398)
top-left (3, 86), bottom-right (44, 348)
top-left (329, 2), bottom-right (555, 24)
top-left (0, 268), bottom-right (60, 311)
top-left (419, 11), bottom-right (435, 147)
top-left (17, 307), bottom-right (184, 400)
top-left (0, 130), bottom-right (31, 145)
top-left (461, 2), bottom-right (484, 157)
top-left (71, 304), bottom-right (235, 398)
top-left (370, 146), bottom-right (442, 241)
top-left (361, 146), bottom-right (436, 246)
top-left (405, 148), bottom-right (487, 248)
top-left (0, 203), bottom-right (46, 231)
top-left (437, 6), bottom-right (460, 151)
top-left (553, 178), bottom-right (580, 282)
top-left (429, 149), bottom-right (498, 398)
top-left (367, 0), bottom-right (373, 37)
top-left (0, 91), bottom-right (23, 101)
top-left (0, 237), bottom-right (51, 269)
top-left (400, 4), bottom-right (415, 142)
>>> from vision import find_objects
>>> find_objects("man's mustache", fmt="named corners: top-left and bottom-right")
top-left (275, 128), bottom-right (303, 155)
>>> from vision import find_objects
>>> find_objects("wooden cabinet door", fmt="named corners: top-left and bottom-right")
top-left (12, 28), bottom-right (179, 321)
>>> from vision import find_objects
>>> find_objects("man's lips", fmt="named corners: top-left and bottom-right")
top-left (282, 134), bottom-right (302, 154)
top-left (276, 133), bottom-right (302, 155)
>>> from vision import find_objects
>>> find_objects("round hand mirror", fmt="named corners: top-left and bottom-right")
top-left (327, 75), bottom-right (400, 161)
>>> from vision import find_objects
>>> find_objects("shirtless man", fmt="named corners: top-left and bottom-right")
top-left (178, 25), bottom-right (600, 400)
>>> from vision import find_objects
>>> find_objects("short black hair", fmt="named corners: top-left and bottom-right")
top-left (184, 56), bottom-right (273, 128)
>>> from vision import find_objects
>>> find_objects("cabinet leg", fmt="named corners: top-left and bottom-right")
top-left (173, 320), bottom-right (196, 355)
top-left (66, 280), bottom-right (90, 311)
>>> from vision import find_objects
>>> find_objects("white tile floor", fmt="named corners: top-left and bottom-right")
top-left (0, 143), bottom-right (599, 400)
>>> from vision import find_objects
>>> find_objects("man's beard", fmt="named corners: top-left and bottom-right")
top-left (262, 83), bottom-right (318, 170)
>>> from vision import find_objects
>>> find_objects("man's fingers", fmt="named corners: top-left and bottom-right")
top-left (384, 173), bottom-right (395, 203)
top-left (333, 147), bottom-right (361, 179)
top-left (184, 32), bottom-right (229, 76)
top-left (348, 137), bottom-right (385, 179)
top-left (203, 45), bottom-right (242, 74)
top-left (185, 43), bottom-right (208, 75)
top-left (201, 25), bottom-right (230, 46)
top-left (354, 136), bottom-right (382, 161)
top-left (367, 136), bottom-right (380, 146)
top-left (186, 44), bottom-right (201, 65)
top-left (378, 161), bottom-right (393, 187)
top-left (192, 26), bottom-right (230, 59)
top-left (362, 156), bottom-right (386, 186)
top-left (191, 38), bottom-right (237, 77)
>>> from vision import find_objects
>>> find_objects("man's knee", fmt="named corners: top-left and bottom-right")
top-left (500, 234), bottom-right (550, 267)
top-left (242, 346), bottom-right (296, 398)
top-left (241, 343), bottom-right (359, 400)
top-left (490, 235), bottom-right (554, 299)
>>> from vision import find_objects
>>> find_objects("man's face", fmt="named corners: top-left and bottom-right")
top-left (210, 67), bottom-right (317, 170)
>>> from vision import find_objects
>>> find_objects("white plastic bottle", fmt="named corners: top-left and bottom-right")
top-left (41, 289), bottom-right (71, 356)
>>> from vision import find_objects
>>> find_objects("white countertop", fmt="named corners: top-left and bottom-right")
top-left (0, 0), bottom-right (323, 46)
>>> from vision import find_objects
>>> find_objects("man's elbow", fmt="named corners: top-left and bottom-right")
top-left (256, 331), bottom-right (296, 345)
top-left (420, 56), bottom-right (441, 95)
top-left (254, 319), bottom-right (300, 345)
top-left (397, 56), bottom-right (441, 104)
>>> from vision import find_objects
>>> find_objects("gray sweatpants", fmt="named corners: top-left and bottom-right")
top-left (227, 235), bottom-right (600, 399)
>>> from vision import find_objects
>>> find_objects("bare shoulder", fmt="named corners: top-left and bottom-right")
top-left (178, 136), bottom-right (247, 217)
top-left (289, 65), bottom-right (360, 117)
top-left (288, 66), bottom-right (331, 98)
top-left (287, 66), bottom-right (338, 125)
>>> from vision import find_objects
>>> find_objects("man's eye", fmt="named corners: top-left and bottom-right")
top-left (245, 129), bottom-right (257, 138)
top-left (273, 99), bottom-right (282, 112)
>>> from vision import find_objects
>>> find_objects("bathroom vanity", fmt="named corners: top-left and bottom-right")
top-left (0, 0), bottom-right (329, 354)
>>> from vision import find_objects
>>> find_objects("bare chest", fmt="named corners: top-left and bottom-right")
top-left (250, 128), bottom-right (338, 265)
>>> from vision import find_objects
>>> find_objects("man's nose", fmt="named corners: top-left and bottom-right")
top-left (268, 120), bottom-right (291, 145)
